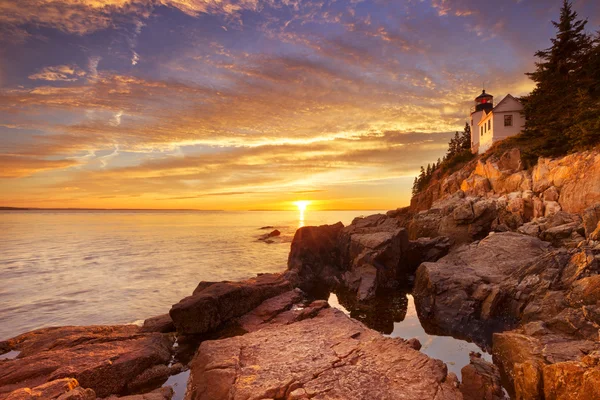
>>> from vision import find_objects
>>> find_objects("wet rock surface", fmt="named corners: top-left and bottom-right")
top-left (187, 307), bottom-right (462, 400)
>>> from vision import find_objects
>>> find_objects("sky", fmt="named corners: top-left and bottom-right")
top-left (1, 0), bottom-right (599, 211)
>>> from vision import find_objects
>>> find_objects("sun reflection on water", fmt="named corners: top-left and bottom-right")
top-left (293, 200), bottom-right (310, 228)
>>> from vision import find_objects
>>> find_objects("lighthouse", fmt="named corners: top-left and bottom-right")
top-left (468, 89), bottom-right (526, 154)
top-left (469, 90), bottom-right (493, 154)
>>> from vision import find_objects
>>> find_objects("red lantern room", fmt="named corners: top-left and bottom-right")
top-left (473, 90), bottom-right (493, 113)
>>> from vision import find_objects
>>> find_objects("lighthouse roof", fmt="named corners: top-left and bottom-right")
top-left (475, 90), bottom-right (493, 99)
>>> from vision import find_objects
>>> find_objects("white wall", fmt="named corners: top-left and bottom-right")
top-left (470, 111), bottom-right (483, 153)
top-left (479, 113), bottom-right (494, 153)
top-left (477, 95), bottom-right (525, 154)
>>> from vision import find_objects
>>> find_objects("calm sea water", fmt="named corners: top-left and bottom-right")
top-left (0, 209), bottom-right (491, 382)
top-left (0, 210), bottom-right (367, 340)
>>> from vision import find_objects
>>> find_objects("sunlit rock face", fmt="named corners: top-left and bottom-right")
top-left (413, 148), bottom-right (600, 221)
top-left (186, 307), bottom-right (463, 400)
top-left (0, 325), bottom-right (173, 398)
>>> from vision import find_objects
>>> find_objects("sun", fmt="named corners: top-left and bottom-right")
top-left (293, 200), bottom-right (310, 212)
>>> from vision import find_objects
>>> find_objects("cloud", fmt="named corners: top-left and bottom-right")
top-left (28, 65), bottom-right (87, 81)
top-left (0, 155), bottom-right (79, 178)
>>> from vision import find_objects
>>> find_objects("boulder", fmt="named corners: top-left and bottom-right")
top-left (338, 214), bottom-right (409, 300)
top-left (286, 222), bottom-right (344, 290)
top-left (141, 314), bottom-right (175, 333)
top-left (583, 204), bottom-right (600, 239)
top-left (104, 387), bottom-right (173, 400)
top-left (460, 352), bottom-right (505, 400)
top-left (544, 201), bottom-right (562, 217)
top-left (539, 222), bottom-right (585, 247)
top-left (259, 229), bottom-right (281, 241)
top-left (186, 308), bottom-right (462, 400)
top-left (413, 232), bottom-right (551, 345)
top-left (3, 379), bottom-right (93, 400)
top-left (169, 273), bottom-right (292, 335)
top-left (0, 326), bottom-right (173, 398)
top-left (543, 186), bottom-right (560, 202)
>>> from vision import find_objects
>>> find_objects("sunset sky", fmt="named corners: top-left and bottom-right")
top-left (1, 1), bottom-right (599, 210)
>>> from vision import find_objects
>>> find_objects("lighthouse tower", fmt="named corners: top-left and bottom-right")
top-left (470, 90), bottom-right (493, 154)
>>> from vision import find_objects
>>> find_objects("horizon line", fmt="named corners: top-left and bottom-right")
top-left (0, 206), bottom-right (390, 212)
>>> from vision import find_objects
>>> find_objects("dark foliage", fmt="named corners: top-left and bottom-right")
top-left (521, 0), bottom-right (600, 156)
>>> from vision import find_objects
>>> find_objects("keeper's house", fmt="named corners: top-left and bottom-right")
top-left (469, 90), bottom-right (525, 154)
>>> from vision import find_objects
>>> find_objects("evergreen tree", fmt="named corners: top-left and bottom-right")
top-left (460, 123), bottom-right (471, 150)
top-left (523, 0), bottom-right (593, 154)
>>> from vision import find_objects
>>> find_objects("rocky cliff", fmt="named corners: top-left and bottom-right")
top-left (285, 147), bottom-right (600, 399)
top-left (2, 147), bottom-right (599, 400)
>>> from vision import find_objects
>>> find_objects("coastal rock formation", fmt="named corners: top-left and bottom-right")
top-left (411, 149), bottom-right (600, 224)
top-left (338, 214), bottom-right (409, 301)
top-left (533, 150), bottom-right (600, 213)
top-left (186, 307), bottom-right (462, 400)
top-left (141, 314), bottom-right (175, 334)
top-left (413, 232), bottom-right (551, 344)
top-left (286, 215), bottom-right (451, 302)
top-left (2, 378), bottom-right (95, 400)
top-left (286, 222), bottom-right (345, 291)
top-left (169, 273), bottom-right (292, 335)
top-left (460, 353), bottom-right (505, 400)
top-left (0, 326), bottom-right (173, 399)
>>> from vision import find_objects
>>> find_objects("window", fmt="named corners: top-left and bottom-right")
top-left (488, 120), bottom-right (491, 130)
top-left (481, 127), bottom-right (483, 136)
top-left (504, 114), bottom-right (513, 127)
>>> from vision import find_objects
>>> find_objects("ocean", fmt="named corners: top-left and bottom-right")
top-left (0, 209), bottom-right (366, 340)
top-left (0, 209), bottom-right (491, 379)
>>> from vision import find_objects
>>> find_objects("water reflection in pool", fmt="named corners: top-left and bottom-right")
top-left (328, 292), bottom-right (492, 379)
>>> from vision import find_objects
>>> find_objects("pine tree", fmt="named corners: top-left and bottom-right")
top-left (523, 0), bottom-right (593, 154)
top-left (460, 123), bottom-right (471, 150)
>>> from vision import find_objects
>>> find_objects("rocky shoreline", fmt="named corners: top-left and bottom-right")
top-left (2, 148), bottom-right (600, 400)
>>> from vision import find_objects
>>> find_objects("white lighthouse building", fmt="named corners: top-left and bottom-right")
top-left (469, 90), bottom-right (526, 154)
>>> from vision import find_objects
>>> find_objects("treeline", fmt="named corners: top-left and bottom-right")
top-left (521, 0), bottom-right (600, 157)
top-left (412, 123), bottom-right (473, 196)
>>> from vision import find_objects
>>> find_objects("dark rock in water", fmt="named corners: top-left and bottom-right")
top-left (460, 352), bottom-right (505, 400)
top-left (413, 232), bottom-right (551, 346)
top-left (141, 314), bottom-right (175, 333)
top-left (186, 307), bottom-right (462, 400)
top-left (259, 226), bottom-right (275, 230)
top-left (0, 325), bottom-right (173, 399)
top-left (169, 273), bottom-right (292, 335)
top-left (285, 222), bottom-right (345, 291)
top-left (258, 229), bottom-right (281, 242)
